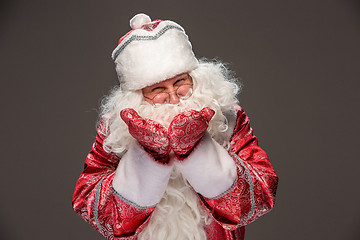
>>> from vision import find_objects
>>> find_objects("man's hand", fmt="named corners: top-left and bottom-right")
top-left (120, 108), bottom-right (171, 163)
top-left (168, 107), bottom-right (215, 160)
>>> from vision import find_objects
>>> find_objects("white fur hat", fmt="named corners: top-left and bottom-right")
top-left (112, 13), bottom-right (199, 90)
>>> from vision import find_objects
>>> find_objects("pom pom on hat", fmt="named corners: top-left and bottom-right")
top-left (112, 13), bottom-right (198, 90)
top-left (130, 13), bottom-right (152, 29)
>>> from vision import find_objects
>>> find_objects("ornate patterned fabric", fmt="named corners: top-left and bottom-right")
top-left (169, 107), bottom-right (215, 158)
top-left (72, 105), bottom-right (278, 239)
top-left (120, 108), bottom-right (171, 163)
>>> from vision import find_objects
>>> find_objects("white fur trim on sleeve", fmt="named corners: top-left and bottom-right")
top-left (175, 133), bottom-right (237, 199)
top-left (112, 141), bottom-right (173, 208)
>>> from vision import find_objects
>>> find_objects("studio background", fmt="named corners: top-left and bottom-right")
top-left (1, 0), bottom-right (359, 239)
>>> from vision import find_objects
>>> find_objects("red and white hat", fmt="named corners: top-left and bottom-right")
top-left (112, 13), bottom-right (199, 90)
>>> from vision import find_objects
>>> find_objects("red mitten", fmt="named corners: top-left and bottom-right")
top-left (120, 108), bottom-right (171, 163)
top-left (168, 107), bottom-right (215, 160)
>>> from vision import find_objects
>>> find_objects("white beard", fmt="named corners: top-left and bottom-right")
top-left (137, 99), bottom-right (212, 240)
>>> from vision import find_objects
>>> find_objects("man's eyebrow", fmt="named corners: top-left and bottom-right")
top-left (176, 74), bottom-right (187, 80)
top-left (151, 82), bottom-right (163, 88)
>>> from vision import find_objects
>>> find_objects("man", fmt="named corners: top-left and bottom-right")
top-left (72, 13), bottom-right (278, 240)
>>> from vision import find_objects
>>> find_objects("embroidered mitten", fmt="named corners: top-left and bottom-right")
top-left (120, 108), bottom-right (171, 163)
top-left (168, 107), bottom-right (215, 160)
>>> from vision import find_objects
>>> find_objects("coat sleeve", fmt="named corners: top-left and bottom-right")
top-left (72, 122), bottom-right (155, 239)
top-left (202, 105), bottom-right (278, 230)
top-left (176, 105), bottom-right (278, 231)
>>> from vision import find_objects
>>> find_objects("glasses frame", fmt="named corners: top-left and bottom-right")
top-left (144, 83), bottom-right (193, 105)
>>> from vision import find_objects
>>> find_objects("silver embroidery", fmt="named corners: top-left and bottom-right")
top-left (112, 25), bottom-right (184, 60)
top-left (94, 178), bottom-right (105, 235)
top-left (230, 152), bottom-right (255, 224)
top-left (112, 187), bottom-right (157, 209)
top-left (206, 176), bottom-right (238, 199)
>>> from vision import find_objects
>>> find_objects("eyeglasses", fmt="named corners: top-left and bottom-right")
top-left (144, 83), bottom-right (193, 104)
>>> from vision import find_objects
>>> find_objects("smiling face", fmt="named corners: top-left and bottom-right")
top-left (142, 73), bottom-right (193, 105)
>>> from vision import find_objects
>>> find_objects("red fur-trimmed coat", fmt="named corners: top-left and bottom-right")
top-left (72, 106), bottom-right (278, 239)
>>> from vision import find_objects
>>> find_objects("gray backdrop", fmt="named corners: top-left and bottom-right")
top-left (1, 0), bottom-right (359, 239)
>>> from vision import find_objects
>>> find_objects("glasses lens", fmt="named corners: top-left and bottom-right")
top-left (176, 84), bottom-right (192, 98)
top-left (153, 92), bottom-right (169, 104)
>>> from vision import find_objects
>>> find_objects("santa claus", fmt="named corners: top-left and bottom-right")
top-left (72, 13), bottom-right (278, 240)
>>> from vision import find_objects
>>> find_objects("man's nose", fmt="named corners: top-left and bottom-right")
top-left (168, 91), bottom-right (180, 104)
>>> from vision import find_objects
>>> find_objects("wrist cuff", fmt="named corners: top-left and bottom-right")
top-left (175, 133), bottom-right (237, 198)
top-left (113, 141), bottom-right (174, 208)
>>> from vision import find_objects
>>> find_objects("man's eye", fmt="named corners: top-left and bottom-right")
top-left (174, 79), bottom-right (185, 86)
top-left (152, 87), bottom-right (164, 92)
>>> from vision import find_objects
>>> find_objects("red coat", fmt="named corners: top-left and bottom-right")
top-left (72, 106), bottom-right (278, 239)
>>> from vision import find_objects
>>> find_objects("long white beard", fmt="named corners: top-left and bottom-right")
top-left (137, 99), bottom-right (212, 240)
